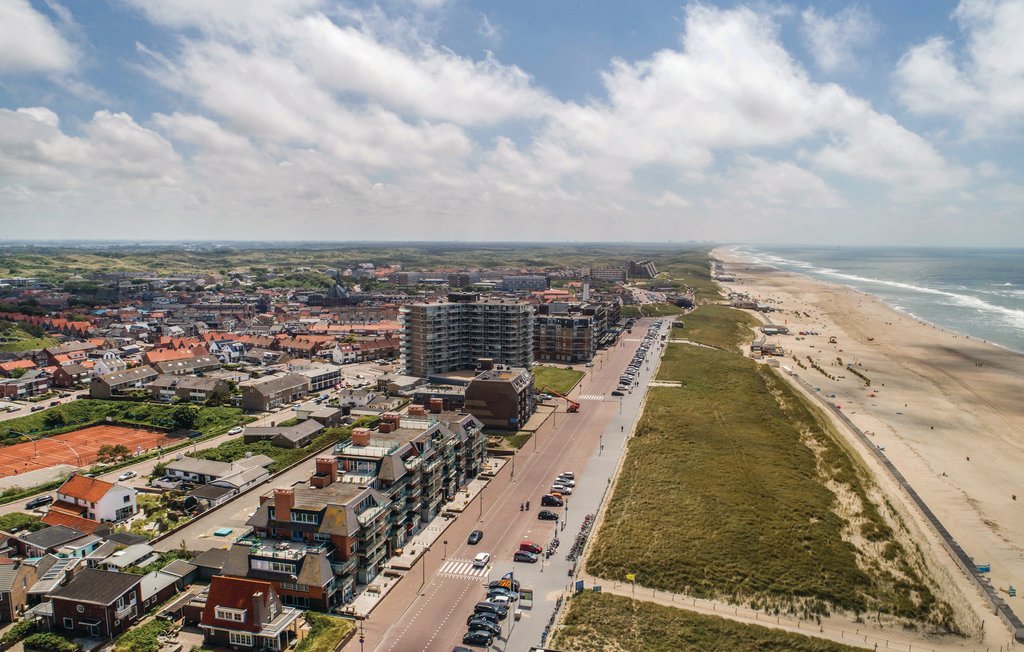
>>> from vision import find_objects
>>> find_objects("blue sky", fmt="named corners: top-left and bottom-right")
top-left (0, 0), bottom-right (1021, 245)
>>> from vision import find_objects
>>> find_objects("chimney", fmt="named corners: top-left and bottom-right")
top-left (429, 398), bottom-right (444, 414)
top-left (383, 412), bottom-right (401, 429)
top-left (378, 421), bottom-right (393, 434)
top-left (351, 427), bottom-right (371, 446)
top-left (409, 404), bottom-right (426, 416)
top-left (477, 358), bottom-right (494, 371)
top-left (273, 488), bottom-right (294, 523)
top-left (252, 592), bottom-right (266, 626)
top-left (312, 458), bottom-right (338, 488)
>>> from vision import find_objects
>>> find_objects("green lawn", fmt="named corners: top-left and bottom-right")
top-left (0, 319), bottom-right (58, 352)
top-left (551, 592), bottom-right (862, 652)
top-left (587, 343), bottom-right (952, 626)
top-left (621, 304), bottom-right (685, 318)
top-left (193, 426), bottom-right (352, 473)
top-left (532, 366), bottom-right (585, 395)
top-left (669, 304), bottom-right (760, 351)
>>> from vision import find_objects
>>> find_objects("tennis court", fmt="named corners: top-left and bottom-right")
top-left (0, 424), bottom-right (179, 477)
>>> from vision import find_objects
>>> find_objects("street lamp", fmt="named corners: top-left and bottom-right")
top-left (478, 487), bottom-right (484, 521)
top-left (421, 546), bottom-right (431, 586)
top-left (10, 431), bottom-right (38, 459)
top-left (443, 539), bottom-right (447, 560)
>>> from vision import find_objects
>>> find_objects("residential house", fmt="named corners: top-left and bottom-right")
top-left (43, 342), bottom-right (96, 368)
top-left (162, 455), bottom-right (272, 492)
top-left (91, 351), bottom-right (127, 377)
top-left (51, 363), bottom-right (91, 388)
top-left (139, 570), bottom-right (180, 612)
top-left (239, 374), bottom-right (310, 412)
top-left (0, 359), bottom-right (36, 377)
top-left (90, 366), bottom-right (158, 399)
top-left (0, 369), bottom-right (49, 399)
top-left (48, 568), bottom-right (143, 639)
top-left (153, 354), bottom-right (221, 376)
top-left (13, 526), bottom-right (87, 558)
top-left (102, 544), bottom-right (156, 572)
top-left (148, 375), bottom-right (229, 403)
top-left (199, 575), bottom-right (301, 651)
top-left (0, 558), bottom-right (41, 622)
top-left (290, 363), bottom-right (341, 392)
top-left (242, 420), bottom-right (323, 449)
top-left (52, 475), bottom-right (137, 523)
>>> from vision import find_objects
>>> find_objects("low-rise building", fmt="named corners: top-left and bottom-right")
top-left (199, 575), bottom-right (302, 651)
top-left (153, 355), bottom-right (221, 376)
top-left (290, 364), bottom-right (342, 392)
top-left (0, 558), bottom-right (42, 622)
top-left (162, 455), bottom-right (272, 491)
top-left (240, 374), bottom-right (310, 412)
top-left (464, 367), bottom-right (536, 430)
top-left (48, 568), bottom-right (143, 639)
top-left (242, 420), bottom-right (323, 449)
top-left (149, 374), bottom-right (230, 403)
top-left (52, 475), bottom-right (137, 523)
top-left (90, 366), bottom-right (159, 399)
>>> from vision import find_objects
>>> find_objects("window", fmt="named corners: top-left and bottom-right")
top-left (123, 495), bottom-right (130, 503)
top-left (313, 533), bottom-right (330, 542)
top-left (291, 512), bottom-right (319, 524)
top-left (63, 618), bottom-right (74, 630)
top-left (228, 632), bottom-right (253, 647)
top-left (215, 607), bottom-right (247, 622)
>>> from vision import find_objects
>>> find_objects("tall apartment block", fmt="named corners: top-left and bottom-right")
top-left (400, 293), bottom-right (534, 378)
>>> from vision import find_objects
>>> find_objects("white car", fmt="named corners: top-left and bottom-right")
top-left (118, 471), bottom-right (136, 481)
top-left (228, 426), bottom-right (243, 435)
top-left (473, 552), bottom-right (491, 568)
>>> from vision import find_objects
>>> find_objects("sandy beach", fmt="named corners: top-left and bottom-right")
top-left (716, 246), bottom-right (1024, 647)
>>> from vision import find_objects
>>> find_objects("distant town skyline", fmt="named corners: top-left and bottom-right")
top-left (1, 0), bottom-right (1022, 245)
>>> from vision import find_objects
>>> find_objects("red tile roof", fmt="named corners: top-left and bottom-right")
top-left (42, 509), bottom-right (102, 534)
top-left (57, 475), bottom-right (115, 503)
top-left (0, 360), bottom-right (36, 372)
top-left (200, 576), bottom-right (275, 632)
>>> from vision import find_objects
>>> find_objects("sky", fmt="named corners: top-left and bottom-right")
top-left (0, 0), bottom-right (1022, 246)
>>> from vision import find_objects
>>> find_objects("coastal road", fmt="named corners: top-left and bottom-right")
top-left (362, 319), bottom-right (670, 652)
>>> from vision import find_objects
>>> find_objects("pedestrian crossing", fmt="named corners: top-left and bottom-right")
top-left (437, 559), bottom-right (490, 580)
top-left (578, 394), bottom-right (606, 401)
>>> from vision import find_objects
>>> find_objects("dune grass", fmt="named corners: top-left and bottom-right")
top-left (670, 303), bottom-right (760, 351)
top-left (551, 592), bottom-right (862, 652)
top-left (587, 343), bottom-right (950, 625)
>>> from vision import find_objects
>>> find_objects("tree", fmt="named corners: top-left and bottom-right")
top-left (171, 404), bottom-right (199, 430)
top-left (96, 445), bottom-right (116, 463)
top-left (10, 367), bottom-right (27, 379)
top-left (43, 411), bottom-right (66, 428)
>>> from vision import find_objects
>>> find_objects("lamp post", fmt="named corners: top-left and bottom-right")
top-left (10, 431), bottom-right (38, 459)
top-left (421, 546), bottom-right (431, 586)
top-left (479, 487), bottom-right (484, 521)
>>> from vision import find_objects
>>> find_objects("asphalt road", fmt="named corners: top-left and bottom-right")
top-left (362, 318), bottom-right (670, 652)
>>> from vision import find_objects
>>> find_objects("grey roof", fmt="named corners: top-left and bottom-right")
top-left (242, 373), bottom-right (309, 396)
top-left (160, 559), bottom-right (197, 578)
top-left (84, 540), bottom-right (119, 561)
top-left (188, 484), bottom-right (235, 501)
top-left (140, 570), bottom-right (178, 602)
top-left (104, 531), bottom-right (149, 546)
top-left (153, 355), bottom-right (220, 374)
top-left (0, 561), bottom-right (24, 591)
top-left (48, 568), bottom-right (143, 605)
top-left (104, 543), bottom-right (154, 569)
top-left (244, 419), bottom-right (322, 442)
top-left (19, 525), bottom-right (87, 550)
top-left (190, 547), bottom-right (228, 571)
top-left (96, 365), bottom-right (157, 385)
top-left (175, 376), bottom-right (225, 391)
top-left (222, 542), bottom-right (332, 587)
top-left (29, 556), bottom-right (76, 595)
top-left (149, 374), bottom-right (179, 389)
top-left (210, 466), bottom-right (267, 489)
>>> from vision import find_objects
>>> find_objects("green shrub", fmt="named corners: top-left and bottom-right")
top-left (1, 618), bottom-right (38, 645)
top-left (295, 613), bottom-right (354, 652)
top-left (24, 632), bottom-right (79, 652)
top-left (113, 620), bottom-right (171, 652)
top-left (0, 512), bottom-right (46, 533)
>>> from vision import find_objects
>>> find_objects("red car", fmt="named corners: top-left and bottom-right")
top-left (519, 541), bottom-right (542, 554)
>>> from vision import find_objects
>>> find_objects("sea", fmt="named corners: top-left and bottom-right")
top-left (733, 246), bottom-right (1024, 354)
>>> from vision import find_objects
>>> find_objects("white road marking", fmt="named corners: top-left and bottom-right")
top-left (437, 559), bottom-right (490, 579)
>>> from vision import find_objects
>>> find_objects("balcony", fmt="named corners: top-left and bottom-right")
top-left (115, 604), bottom-right (135, 620)
top-left (331, 557), bottom-right (358, 576)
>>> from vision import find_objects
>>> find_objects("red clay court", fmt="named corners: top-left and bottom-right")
top-left (0, 424), bottom-right (180, 477)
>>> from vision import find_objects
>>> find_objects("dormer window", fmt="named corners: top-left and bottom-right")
top-left (215, 606), bottom-right (247, 622)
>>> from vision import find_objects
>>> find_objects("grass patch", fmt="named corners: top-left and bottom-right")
top-left (486, 432), bottom-right (531, 449)
top-left (0, 400), bottom-right (248, 443)
top-left (587, 343), bottom-right (948, 624)
top-left (113, 620), bottom-right (171, 652)
top-left (295, 613), bottom-right (355, 652)
top-left (194, 426), bottom-right (352, 473)
top-left (0, 319), bottom-right (58, 352)
top-left (670, 304), bottom-right (759, 351)
top-left (0, 512), bottom-right (46, 532)
top-left (551, 592), bottom-right (861, 652)
top-left (532, 366), bottom-right (584, 395)
top-left (621, 303), bottom-right (685, 318)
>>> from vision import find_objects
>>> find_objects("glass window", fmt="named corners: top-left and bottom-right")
top-left (229, 632), bottom-right (253, 647)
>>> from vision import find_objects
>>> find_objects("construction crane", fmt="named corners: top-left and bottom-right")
top-left (541, 386), bottom-right (580, 413)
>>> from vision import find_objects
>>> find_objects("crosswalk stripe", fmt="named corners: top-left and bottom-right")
top-left (579, 394), bottom-right (605, 401)
top-left (437, 559), bottom-right (489, 580)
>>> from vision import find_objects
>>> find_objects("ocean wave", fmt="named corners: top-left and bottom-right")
top-left (762, 255), bottom-right (1024, 331)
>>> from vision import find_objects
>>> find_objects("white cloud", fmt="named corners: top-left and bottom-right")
top-left (478, 14), bottom-right (502, 46)
top-left (800, 6), bottom-right (878, 73)
top-left (0, 0), bottom-right (76, 73)
top-left (895, 0), bottom-right (1024, 135)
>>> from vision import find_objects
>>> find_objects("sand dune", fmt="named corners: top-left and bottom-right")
top-left (716, 247), bottom-right (1024, 647)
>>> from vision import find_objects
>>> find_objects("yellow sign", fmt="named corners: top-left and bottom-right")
top-left (625, 573), bottom-right (636, 582)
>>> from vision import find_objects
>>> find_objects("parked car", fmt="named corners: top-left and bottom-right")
top-left (228, 426), bottom-right (243, 435)
top-left (467, 611), bottom-right (501, 626)
top-left (540, 494), bottom-right (563, 507)
top-left (513, 551), bottom-right (539, 563)
top-left (488, 579), bottom-right (521, 593)
top-left (487, 587), bottom-right (516, 600)
top-left (473, 602), bottom-right (508, 619)
top-left (472, 552), bottom-right (491, 568)
top-left (462, 630), bottom-right (493, 647)
top-left (25, 495), bottom-right (53, 510)
top-left (537, 510), bottom-right (559, 521)
top-left (117, 470), bottom-right (136, 481)
top-left (519, 541), bottom-right (542, 554)
top-left (551, 485), bottom-right (572, 495)
top-left (467, 530), bottom-right (483, 545)
top-left (466, 618), bottom-right (501, 637)
top-left (611, 390), bottom-right (625, 396)
top-left (30, 405), bottom-right (44, 412)
top-left (49, 400), bottom-right (60, 407)
top-left (487, 595), bottom-right (512, 606)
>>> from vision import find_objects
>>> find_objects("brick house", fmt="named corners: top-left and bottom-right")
top-left (0, 558), bottom-right (41, 622)
top-left (199, 576), bottom-right (301, 651)
top-left (48, 568), bottom-right (143, 639)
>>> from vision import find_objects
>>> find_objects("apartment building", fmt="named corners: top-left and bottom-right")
top-left (239, 374), bottom-right (310, 412)
top-left (334, 410), bottom-right (486, 554)
top-left (290, 363), bottom-right (342, 392)
top-left (90, 366), bottom-right (159, 399)
top-left (500, 275), bottom-right (549, 292)
top-left (534, 314), bottom-right (596, 363)
top-left (464, 368), bottom-right (536, 429)
top-left (400, 293), bottom-right (534, 378)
